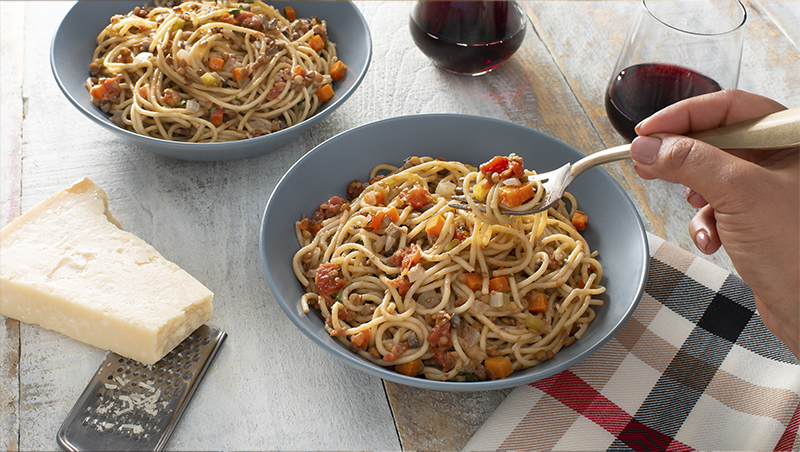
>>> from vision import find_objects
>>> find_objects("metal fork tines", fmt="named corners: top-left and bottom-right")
top-left (449, 144), bottom-right (632, 216)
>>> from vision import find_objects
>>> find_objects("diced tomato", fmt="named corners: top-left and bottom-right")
top-left (454, 226), bottom-right (470, 242)
top-left (387, 275), bottom-right (411, 296)
top-left (209, 106), bottom-right (224, 126)
top-left (431, 349), bottom-right (457, 372)
top-left (315, 263), bottom-right (346, 295)
top-left (90, 75), bottom-right (121, 102)
top-left (383, 342), bottom-right (409, 362)
top-left (427, 318), bottom-right (452, 349)
top-left (479, 155), bottom-right (525, 180)
top-left (267, 80), bottom-right (285, 99)
top-left (236, 11), bottom-right (262, 30)
top-left (400, 184), bottom-right (432, 209)
top-left (401, 244), bottom-right (421, 272)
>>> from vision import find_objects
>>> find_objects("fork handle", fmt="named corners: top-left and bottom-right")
top-left (571, 106), bottom-right (800, 178)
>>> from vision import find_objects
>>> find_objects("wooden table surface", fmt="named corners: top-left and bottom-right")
top-left (1, 1), bottom-right (798, 450)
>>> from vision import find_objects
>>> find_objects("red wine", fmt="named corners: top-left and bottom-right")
top-left (410, 1), bottom-right (526, 75)
top-left (605, 63), bottom-right (722, 141)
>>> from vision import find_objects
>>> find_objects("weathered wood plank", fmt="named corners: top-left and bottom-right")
top-left (12, 2), bottom-right (400, 450)
top-left (758, 1), bottom-right (800, 50)
top-left (0, 2), bottom-right (25, 451)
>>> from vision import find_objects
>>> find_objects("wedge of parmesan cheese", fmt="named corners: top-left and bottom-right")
top-left (0, 178), bottom-right (213, 364)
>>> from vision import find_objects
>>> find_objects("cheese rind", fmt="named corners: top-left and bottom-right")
top-left (0, 178), bottom-right (213, 364)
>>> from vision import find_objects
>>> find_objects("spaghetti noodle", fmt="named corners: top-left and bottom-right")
top-left (86, 0), bottom-right (346, 142)
top-left (292, 155), bottom-right (605, 381)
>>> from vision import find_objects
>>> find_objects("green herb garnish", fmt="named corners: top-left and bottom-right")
top-left (457, 370), bottom-right (476, 382)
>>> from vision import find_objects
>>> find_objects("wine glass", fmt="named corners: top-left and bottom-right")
top-left (605, 0), bottom-right (747, 141)
top-left (409, 1), bottom-right (527, 76)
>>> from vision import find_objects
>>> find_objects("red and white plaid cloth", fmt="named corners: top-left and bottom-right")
top-left (465, 233), bottom-right (800, 451)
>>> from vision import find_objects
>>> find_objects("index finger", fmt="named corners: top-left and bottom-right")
top-left (635, 89), bottom-right (787, 137)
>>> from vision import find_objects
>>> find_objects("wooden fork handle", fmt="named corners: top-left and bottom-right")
top-left (688, 106), bottom-right (800, 151)
top-left (571, 106), bottom-right (800, 178)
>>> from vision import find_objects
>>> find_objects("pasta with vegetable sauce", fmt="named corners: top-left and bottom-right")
top-left (292, 155), bottom-right (605, 381)
top-left (86, 0), bottom-right (347, 143)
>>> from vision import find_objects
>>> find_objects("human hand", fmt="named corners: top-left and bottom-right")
top-left (630, 89), bottom-right (799, 358)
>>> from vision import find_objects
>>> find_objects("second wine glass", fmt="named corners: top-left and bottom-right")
top-left (605, 0), bottom-right (747, 141)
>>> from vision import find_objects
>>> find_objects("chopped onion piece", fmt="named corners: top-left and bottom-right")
top-left (435, 180), bottom-right (456, 197)
top-left (502, 177), bottom-right (521, 186)
top-left (489, 291), bottom-right (504, 307)
top-left (407, 264), bottom-right (425, 283)
top-left (133, 52), bottom-right (153, 64)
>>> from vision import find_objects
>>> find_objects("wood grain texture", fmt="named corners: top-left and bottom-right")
top-left (10, 2), bottom-right (399, 450)
top-left (0, 2), bottom-right (24, 451)
top-left (2, 1), bottom-right (798, 451)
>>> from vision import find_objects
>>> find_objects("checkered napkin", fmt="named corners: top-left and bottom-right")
top-left (464, 233), bottom-right (800, 451)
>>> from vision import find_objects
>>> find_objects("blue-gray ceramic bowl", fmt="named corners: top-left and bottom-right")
top-left (260, 115), bottom-right (648, 391)
top-left (51, 1), bottom-right (371, 161)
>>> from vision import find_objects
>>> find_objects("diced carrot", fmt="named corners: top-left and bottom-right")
top-left (374, 191), bottom-right (386, 206)
top-left (499, 182), bottom-right (535, 208)
top-left (208, 56), bottom-right (224, 71)
top-left (138, 87), bottom-right (148, 98)
top-left (384, 206), bottom-right (399, 223)
top-left (489, 275), bottom-right (510, 292)
top-left (283, 6), bottom-right (295, 21)
top-left (315, 84), bottom-right (334, 102)
top-left (395, 358), bottom-right (423, 377)
top-left (292, 65), bottom-right (306, 76)
top-left (527, 292), bottom-right (548, 313)
top-left (366, 210), bottom-right (386, 230)
top-left (232, 66), bottom-right (250, 81)
top-left (484, 356), bottom-right (513, 380)
top-left (425, 214), bottom-right (445, 238)
top-left (572, 210), bottom-right (588, 231)
top-left (308, 35), bottom-right (325, 52)
top-left (330, 60), bottom-right (347, 80)
top-left (464, 272), bottom-right (482, 291)
top-left (209, 106), bottom-right (223, 126)
top-left (218, 12), bottom-right (237, 25)
top-left (90, 83), bottom-right (109, 100)
top-left (350, 330), bottom-right (370, 349)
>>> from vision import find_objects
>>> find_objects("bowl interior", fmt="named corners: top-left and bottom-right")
top-left (51, 1), bottom-right (372, 161)
top-left (260, 114), bottom-right (649, 391)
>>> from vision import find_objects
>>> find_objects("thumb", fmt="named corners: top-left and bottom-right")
top-left (630, 134), bottom-right (756, 211)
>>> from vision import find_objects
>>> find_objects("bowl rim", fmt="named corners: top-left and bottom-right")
top-left (260, 113), bottom-right (649, 391)
top-left (50, 0), bottom-right (373, 159)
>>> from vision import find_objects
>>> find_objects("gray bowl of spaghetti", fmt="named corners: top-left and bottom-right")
top-left (260, 115), bottom-right (649, 391)
top-left (51, 0), bottom-right (371, 161)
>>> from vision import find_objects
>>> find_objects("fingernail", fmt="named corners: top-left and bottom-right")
top-left (634, 120), bottom-right (646, 135)
top-left (630, 136), bottom-right (662, 165)
top-left (695, 229), bottom-right (710, 253)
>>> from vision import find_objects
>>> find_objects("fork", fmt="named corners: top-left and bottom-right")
top-left (450, 106), bottom-right (800, 216)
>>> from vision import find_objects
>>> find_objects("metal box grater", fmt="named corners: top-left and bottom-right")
top-left (57, 324), bottom-right (226, 451)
